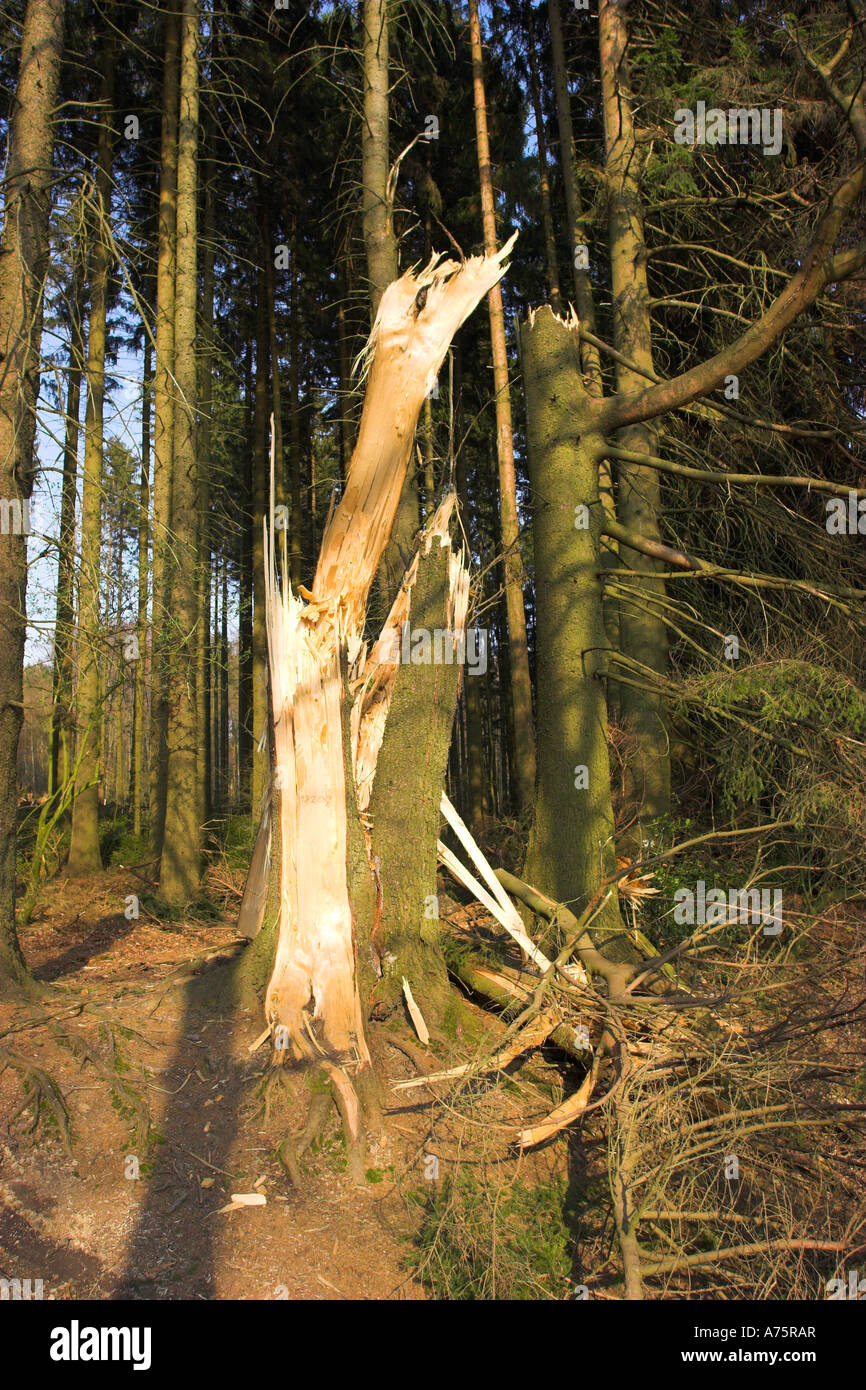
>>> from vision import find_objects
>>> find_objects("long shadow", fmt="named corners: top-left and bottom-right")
top-left (111, 961), bottom-right (251, 1301)
top-left (0, 1202), bottom-right (104, 1297)
top-left (34, 912), bottom-right (138, 982)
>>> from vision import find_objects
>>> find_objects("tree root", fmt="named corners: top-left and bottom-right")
top-left (51, 1024), bottom-right (152, 1152)
top-left (0, 1045), bottom-right (72, 1153)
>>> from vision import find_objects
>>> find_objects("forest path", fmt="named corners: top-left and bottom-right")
top-left (0, 869), bottom-right (429, 1301)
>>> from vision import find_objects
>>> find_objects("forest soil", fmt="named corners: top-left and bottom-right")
top-left (0, 868), bottom-right (453, 1300)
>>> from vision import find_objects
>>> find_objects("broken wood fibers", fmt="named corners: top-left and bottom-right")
top-left (259, 236), bottom-right (517, 1070)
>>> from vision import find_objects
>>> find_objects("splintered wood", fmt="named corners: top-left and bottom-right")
top-left (259, 237), bottom-right (517, 1065)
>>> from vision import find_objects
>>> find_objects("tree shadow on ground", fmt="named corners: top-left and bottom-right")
top-left (111, 958), bottom-right (257, 1301)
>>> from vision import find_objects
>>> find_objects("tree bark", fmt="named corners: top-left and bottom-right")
top-left (525, 0), bottom-right (562, 315)
top-left (50, 247), bottom-right (86, 804)
top-left (521, 307), bottom-right (625, 948)
top-left (362, 0), bottom-right (421, 616)
top-left (160, 0), bottom-right (201, 904)
top-left (251, 230), bottom-right (270, 818)
top-left (286, 235), bottom-right (303, 586)
top-left (238, 339), bottom-right (254, 811)
top-left (149, 1), bottom-right (180, 862)
top-left (68, 25), bottom-right (116, 874)
top-left (0, 0), bottom-right (65, 987)
top-left (197, 136), bottom-right (215, 833)
top-left (361, 0), bottom-right (397, 319)
top-left (599, 0), bottom-right (669, 828)
top-left (133, 340), bottom-right (151, 838)
top-left (468, 0), bottom-right (536, 813)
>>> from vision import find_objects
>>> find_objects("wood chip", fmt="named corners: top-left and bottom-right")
top-left (402, 977), bottom-right (430, 1045)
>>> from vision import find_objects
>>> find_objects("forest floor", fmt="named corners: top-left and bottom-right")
top-left (3, 861), bottom-right (862, 1301)
top-left (0, 865), bottom-right (525, 1302)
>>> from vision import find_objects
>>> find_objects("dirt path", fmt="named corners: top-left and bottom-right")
top-left (0, 871), bottom-right (433, 1301)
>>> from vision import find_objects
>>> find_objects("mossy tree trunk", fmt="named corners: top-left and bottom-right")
top-left (133, 340), bottom-right (151, 838)
top-left (149, 1), bottom-right (180, 863)
top-left (250, 222), bottom-right (270, 818)
top-left (196, 134), bottom-right (215, 835)
top-left (160, 0), bottom-right (201, 904)
top-left (362, 0), bottom-right (421, 617)
top-left (599, 0), bottom-right (669, 828)
top-left (68, 25), bottom-right (116, 874)
top-left (521, 307), bottom-right (625, 948)
top-left (468, 0), bottom-right (536, 814)
top-left (367, 542), bottom-right (463, 1027)
top-left (50, 246), bottom-right (86, 805)
top-left (0, 0), bottom-right (65, 989)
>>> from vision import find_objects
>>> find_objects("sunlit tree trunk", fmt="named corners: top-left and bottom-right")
top-left (238, 340), bottom-right (254, 811)
top-left (197, 139), bottom-right (215, 833)
top-left (599, 0), bottom-right (669, 826)
top-left (133, 340), bottom-right (151, 838)
top-left (0, 0), bottom-right (65, 987)
top-left (522, 307), bottom-right (625, 947)
top-left (50, 247), bottom-right (86, 804)
top-left (251, 228), bottom-right (270, 817)
top-left (468, 0), bottom-right (536, 812)
top-left (160, 0), bottom-right (201, 903)
top-left (68, 27), bottom-right (116, 874)
top-left (525, 0), bottom-right (562, 315)
top-left (362, 0), bottom-right (421, 612)
top-left (149, 2), bottom-right (180, 862)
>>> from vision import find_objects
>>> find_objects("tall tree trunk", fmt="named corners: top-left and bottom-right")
top-left (336, 244), bottom-right (354, 482)
top-left (547, 0), bottom-right (618, 682)
top-left (0, 0), bottom-right (65, 988)
top-left (546, 0), bottom-right (604, 388)
top-left (361, 0), bottom-right (397, 318)
top-left (160, 0), bottom-right (201, 904)
top-left (525, 1), bottom-right (562, 315)
top-left (197, 137), bottom-right (215, 833)
top-left (362, 0), bottom-right (420, 613)
top-left (455, 424), bottom-right (486, 828)
top-left (238, 339), bottom-right (254, 810)
top-left (112, 522), bottom-right (126, 805)
top-left (522, 307), bottom-right (625, 947)
top-left (50, 247), bottom-right (86, 803)
top-left (133, 339), bottom-right (151, 838)
top-left (68, 25), bottom-right (116, 874)
top-left (251, 233), bottom-right (270, 818)
top-left (219, 557), bottom-right (229, 806)
top-left (286, 234), bottom-right (303, 586)
top-left (468, 0), bottom-right (536, 813)
top-left (149, 2), bottom-right (180, 862)
top-left (599, 0), bottom-right (669, 826)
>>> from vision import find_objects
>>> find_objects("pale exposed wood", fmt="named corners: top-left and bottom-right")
top-left (437, 792), bottom-right (589, 986)
top-left (393, 1008), bottom-right (559, 1090)
top-left (518, 1055), bottom-right (600, 1149)
top-left (258, 240), bottom-right (516, 1066)
top-left (402, 977), bottom-right (430, 1046)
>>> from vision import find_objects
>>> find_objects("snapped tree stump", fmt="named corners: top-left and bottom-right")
top-left (236, 236), bottom-right (517, 1129)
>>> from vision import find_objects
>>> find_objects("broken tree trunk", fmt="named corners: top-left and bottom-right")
top-left (236, 238), bottom-right (517, 1105)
